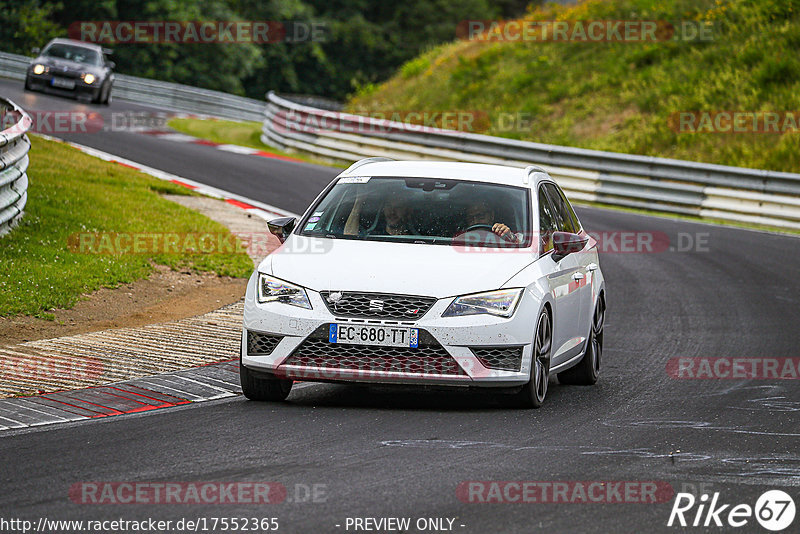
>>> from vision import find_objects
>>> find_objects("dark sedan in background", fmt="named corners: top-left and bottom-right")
top-left (25, 38), bottom-right (115, 105)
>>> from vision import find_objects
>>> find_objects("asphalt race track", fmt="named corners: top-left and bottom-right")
top-left (1, 78), bottom-right (799, 533)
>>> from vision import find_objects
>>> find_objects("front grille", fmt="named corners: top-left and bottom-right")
top-left (247, 331), bottom-right (283, 355)
top-left (281, 325), bottom-right (466, 376)
top-left (319, 291), bottom-right (436, 320)
top-left (470, 346), bottom-right (524, 371)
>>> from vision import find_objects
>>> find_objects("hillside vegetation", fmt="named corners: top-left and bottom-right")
top-left (349, 0), bottom-right (800, 172)
top-left (0, 0), bottom-right (531, 100)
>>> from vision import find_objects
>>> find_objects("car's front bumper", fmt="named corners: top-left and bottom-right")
top-left (241, 273), bottom-right (538, 388)
top-left (26, 72), bottom-right (101, 100)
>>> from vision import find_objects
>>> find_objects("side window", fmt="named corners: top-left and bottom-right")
top-left (555, 185), bottom-right (582, 232)
top-left (544, 183), bottom-right (577, 233)
top-left (538, 185), bottom-right (557, 253)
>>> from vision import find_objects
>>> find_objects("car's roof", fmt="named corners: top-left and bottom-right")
top-left (341, 160), bottom-right (544, 188)
top-left (45, 38), bottom-right (103, 51)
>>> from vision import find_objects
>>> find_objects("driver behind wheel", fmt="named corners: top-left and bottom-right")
top-left (463, 200), bottom-right (520, 243)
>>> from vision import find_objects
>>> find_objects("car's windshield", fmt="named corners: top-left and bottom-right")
top-left (43, 44), bottom-right (101, 66)
top-left (300, 176), bottom-right (531, 247)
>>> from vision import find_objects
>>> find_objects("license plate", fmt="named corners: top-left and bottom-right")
top-left (51, 77), bottom-right (75, 89)
top-left (329, 324), bottom-right (418, 348)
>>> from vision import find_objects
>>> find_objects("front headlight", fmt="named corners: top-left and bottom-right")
top-left (82, 73), bottom-right (96, 84)
top-left (442, 288), bottom-right (524, 318)
top-left (32, 64), bottom-right (46, 75)
top-left (257, 273), bottom-right (312, 309)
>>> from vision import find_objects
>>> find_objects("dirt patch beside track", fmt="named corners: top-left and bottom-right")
top-left (0, 265), bottom-right (246, 346)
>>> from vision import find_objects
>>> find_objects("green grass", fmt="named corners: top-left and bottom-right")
top-left (167, 118), bottom-right (344, 168)
top-left (0, 136), bottom-right (253, 317)
top-left (349, 0), bottom-right (800, 173)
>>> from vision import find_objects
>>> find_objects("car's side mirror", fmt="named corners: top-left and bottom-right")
top-left (31, 47), bottom-right (40, 56)
top-left (552, 231), bottom-right (587, 261)
top-left (107, 61), bottom-right (116, 69)
top-left (267, 217), bottom-right (296, 243)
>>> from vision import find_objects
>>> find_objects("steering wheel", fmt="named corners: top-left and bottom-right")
top-left (462, 224), bottom-right (495, 233)
top-left (460, 223), bottom-right (518, 243)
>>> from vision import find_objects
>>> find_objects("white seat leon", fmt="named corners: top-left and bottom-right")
top-left (240, 159), bottom-right (606, 408)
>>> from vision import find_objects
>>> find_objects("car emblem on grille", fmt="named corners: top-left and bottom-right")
top-left (327, 292), bottom-right (343, 303)
top-left (369, 299), bottom-right (384, 311)
top-left (407, 308), bottom-right (419, 315)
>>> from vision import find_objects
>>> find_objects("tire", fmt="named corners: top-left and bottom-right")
top-left (516, 307), bottom-right (552, 408)
top-left (558, 296), bottom-right (604, 385)
top-left (24, 76), bottom-right (32, 91)
top-left (97, 82), bottom-right (111, 105)
top-left (240, 363), bottom-right (293, 401)
top-left (103, 84), bottom-right (113, 106)
top-left (239, 338), bottom-right (293, 401)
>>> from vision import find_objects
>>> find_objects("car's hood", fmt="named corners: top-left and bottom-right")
top-left (262, 235), bottom-right (535, 298)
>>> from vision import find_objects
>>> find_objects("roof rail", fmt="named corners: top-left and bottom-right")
top-left (525, 164), bottom-right (547, 175)
top-left (343, 157), bottom-right (395, 175)
top-left (523, 165), bottom-right (548, 184)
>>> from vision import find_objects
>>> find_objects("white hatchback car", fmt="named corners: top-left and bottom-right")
top-left (241, 159), bottom-right (605, 407)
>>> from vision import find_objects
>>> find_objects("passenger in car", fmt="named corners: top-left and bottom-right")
top-left (344, 193), bottom-right (415, 236)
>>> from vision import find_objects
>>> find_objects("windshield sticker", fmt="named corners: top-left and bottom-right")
top-left (304, 223), bottom-right (317, 230)
top-left (308, 216), bottom-right (321, 223)
top-left (312, 211), bottom-right (324, 216)
top-left (339, 176), bottom-right (371, 184)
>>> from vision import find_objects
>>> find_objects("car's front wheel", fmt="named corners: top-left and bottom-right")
top-left (240, 359), bottom-right (293, 402)
top-left (516, 307), bottom-right (551, 408)
top-left (24, 76), bottom-right (33, 91)
top-left (96, 81), bottom-right (111, 105)
top-left (558, 296), bottom-right (604, 385)
top-left (102, 83), bottom-right (113, 106)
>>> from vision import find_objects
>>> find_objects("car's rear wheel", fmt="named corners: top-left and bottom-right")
top-left (558, 296), bottom-right (604, 385)
top-left (239, 341), bottom-right (293, 401)
top-left (516, 308), bottom-right (551, 408)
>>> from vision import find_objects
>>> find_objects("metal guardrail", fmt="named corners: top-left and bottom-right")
top-left (0, 97), bottom-right (32, 236)
top-left (0, 51), bottom-right (264, 121)
top-left (262, 91), bottom-right (800, 230)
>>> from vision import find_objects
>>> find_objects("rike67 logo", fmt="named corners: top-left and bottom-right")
top-left (668, 490), bottom-right (795, 531)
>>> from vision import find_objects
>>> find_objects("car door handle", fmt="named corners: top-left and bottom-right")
top-left (572, 272), bottom-right (585, 281)
top-left (587, 263), bottom-right (598, 272)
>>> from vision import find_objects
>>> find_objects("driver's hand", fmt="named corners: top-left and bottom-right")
top-left (493, 223), bottom-right (520, 243)
top-left (492, 223), bottom-right (511, 237)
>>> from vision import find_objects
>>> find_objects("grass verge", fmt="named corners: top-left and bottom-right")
top-left (0, 136), bottom-right (253, 317)
top-left (167, 117), bottom-right (344, 168)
